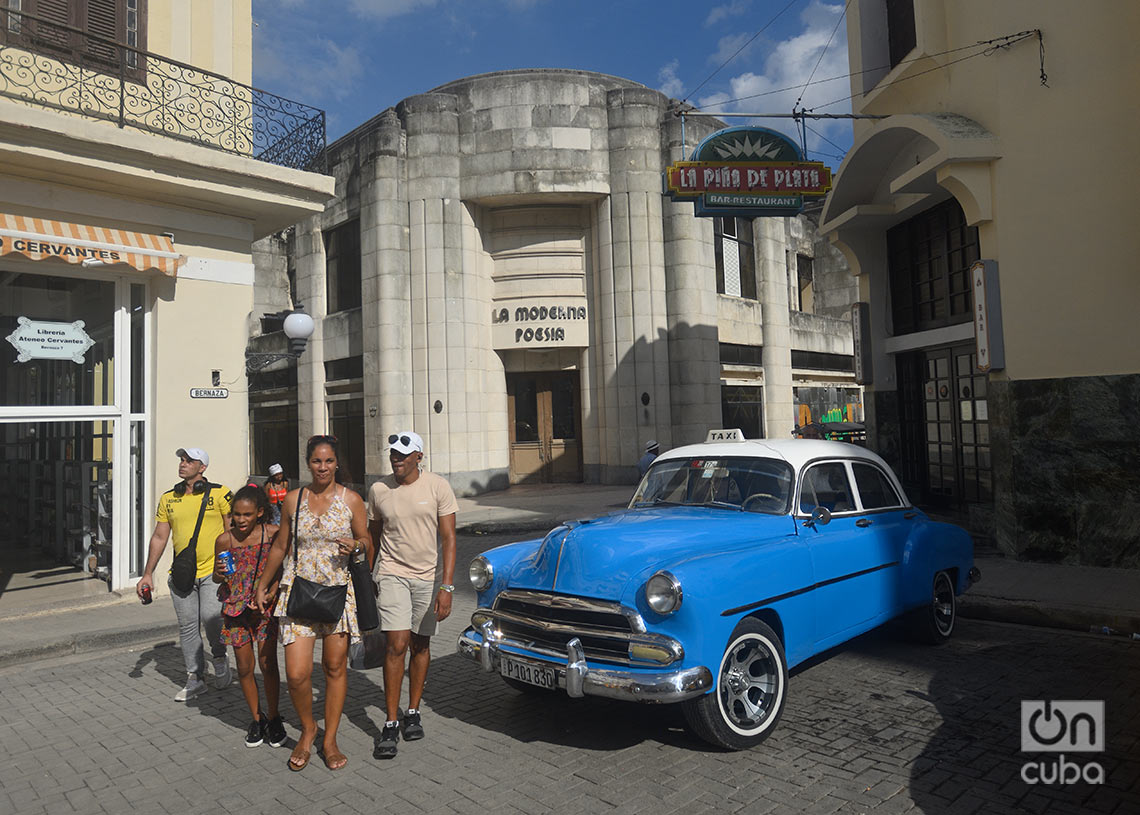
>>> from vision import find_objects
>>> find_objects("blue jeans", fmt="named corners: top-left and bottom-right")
top-left (168, 575), bottom-right (225, 679)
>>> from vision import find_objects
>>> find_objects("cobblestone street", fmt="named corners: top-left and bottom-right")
top-left (1, 532), bottom-right (1137, 815)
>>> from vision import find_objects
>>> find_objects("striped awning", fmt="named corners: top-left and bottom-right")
top-left (0, 214), bottom-right (181, 276)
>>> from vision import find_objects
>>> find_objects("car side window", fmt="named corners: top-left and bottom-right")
top-left (852, 463), bottom-right (903, 510)
top-left (799, 462), bottom-right (855, 514)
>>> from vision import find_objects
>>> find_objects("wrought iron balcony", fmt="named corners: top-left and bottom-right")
top-left (0, 9), bottom-right (325, 172)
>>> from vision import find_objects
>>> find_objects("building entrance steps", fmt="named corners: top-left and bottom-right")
top-left (1, 482), bottom-right (1137, 667)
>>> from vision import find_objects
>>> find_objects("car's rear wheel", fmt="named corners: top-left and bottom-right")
top-left (909, 569), bottom-right (956, 644)
top-left (682, 617), bottom-right (787, 750)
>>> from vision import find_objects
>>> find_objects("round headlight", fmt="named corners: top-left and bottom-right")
top-left (468, 555), bottom-right (493, 592)
top-left (645, 570), bottom-right (682, 615)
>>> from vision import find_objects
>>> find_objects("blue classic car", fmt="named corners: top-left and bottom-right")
top-left (458, 431), bottom-right (980, 749)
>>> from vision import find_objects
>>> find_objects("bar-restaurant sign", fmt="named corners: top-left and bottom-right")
top-left (664, 126), bottom-right (832, 217)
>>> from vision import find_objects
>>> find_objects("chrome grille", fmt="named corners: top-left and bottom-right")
top-left (477, 590), bottom-right (681, 666)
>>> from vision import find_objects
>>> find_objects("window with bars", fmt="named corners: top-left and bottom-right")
top-left (324, 220), bottom-right (361, 314)
top-left (328, 398), bottom-right (364, 487)
top-left (0, 0), bottom-right (146, 70)
top-left (714, 217), bottom-right (757, 299)
top-left (887, 198), bottom-right (979, 335)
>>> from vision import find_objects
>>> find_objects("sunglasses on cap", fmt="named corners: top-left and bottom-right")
top-left (388, 434), bottom-right (415, 447)
top-left (308, 434), bottom-right (338, 444)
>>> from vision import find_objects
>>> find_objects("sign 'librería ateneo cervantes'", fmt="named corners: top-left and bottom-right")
top-left (664, 126), bottom-right (832, 217)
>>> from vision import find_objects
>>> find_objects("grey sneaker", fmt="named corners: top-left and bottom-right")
top-left (174, 675), bottom-right (207, 702)
top-left (212, 656), bottom-right (232, 689)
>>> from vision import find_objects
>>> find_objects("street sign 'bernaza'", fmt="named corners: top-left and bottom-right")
top-left (664, 126), bottom-right (832, 217)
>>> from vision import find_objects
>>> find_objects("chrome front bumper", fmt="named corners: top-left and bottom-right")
top-left (457, 623), bottom-right (713, 704)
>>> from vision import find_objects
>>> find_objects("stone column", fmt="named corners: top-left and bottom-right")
top-left (293, 214), bottom-right (327, 466)
top-left (757, 218), bottom-right (794, 439)
top-left (661, 114), bottom-right (722, 446)
top-left (362, 109), bottom-right (411, 483)
top-left (600, 87), bottom-right (671, 482)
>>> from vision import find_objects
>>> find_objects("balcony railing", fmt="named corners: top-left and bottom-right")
top-left (0, 10), bottom-right (325, 172)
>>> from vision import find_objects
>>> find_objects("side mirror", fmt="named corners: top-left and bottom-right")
top-left (803, 506), bottom-right (832, 528)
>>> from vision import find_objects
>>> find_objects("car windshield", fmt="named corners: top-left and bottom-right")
top-left (630, 456), bottom-right (794, 514)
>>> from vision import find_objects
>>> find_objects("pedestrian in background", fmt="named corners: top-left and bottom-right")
top-left (253, 435), bottom-right (371, 772)
top-left (137, 447), bottom-right (233, 701)
top-left (637, 440), bottom-right (660, 478)
top-left (213, 484), bottom-right (286, 749)
top-left (368, 430), bottom-right (458, 759)
top-left (265, 463), bottom-right (288, 525)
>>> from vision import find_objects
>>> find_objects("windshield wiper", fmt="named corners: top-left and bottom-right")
top-left (694, 500), bottom-right (744, 511)
top-left (632, 498), bottom-right (682, 507)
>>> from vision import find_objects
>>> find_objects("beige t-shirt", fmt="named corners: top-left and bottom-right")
top-left (367, 470), bottom-right (459, 581)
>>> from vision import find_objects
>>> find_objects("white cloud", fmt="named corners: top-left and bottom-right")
top-left (699, 1), bottom-right (852, 161)
top-left (709, 31), bottom-right (758, 67)
top-left (254, 26), bottom-right (365, 106)
top-left (706, 0), bottom-right (752, 28)
top-left (658, 59), bottom-right (684, 99)
top-left (705, 0), bottom-right (751, 28)
top-left (348, 0), bottom-right (439, 19)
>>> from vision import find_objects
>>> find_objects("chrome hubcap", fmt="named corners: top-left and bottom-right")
top-left (719, 637), bottom-right (779, 731)
top-left (933, 573), bottom-right (954, 635)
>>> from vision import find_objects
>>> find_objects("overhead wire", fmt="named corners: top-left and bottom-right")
top-left (794, 0), bottom-right (850, 109)
top-left (682, 0), bottom-right (805, 104)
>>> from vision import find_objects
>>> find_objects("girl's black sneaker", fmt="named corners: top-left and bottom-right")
top-left (245, 718), bottom-right (264, 748)
top-left (265, 715), bottom-right (288, 748)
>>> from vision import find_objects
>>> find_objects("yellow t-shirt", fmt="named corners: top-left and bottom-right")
top-left (367, 471), bottom-right (458, 581)
top-left (155, 483), bottom-right (233, 580)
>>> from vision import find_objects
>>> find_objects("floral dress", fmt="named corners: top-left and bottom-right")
top-left (276, 486), bottom-right (360, 645)
top-left (219, 527), bottom-right (278, 648)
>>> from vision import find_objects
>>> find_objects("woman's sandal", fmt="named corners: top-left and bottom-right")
top-left (321, 750), bottom-right (348, 771)
top-left (287, 744), bottom-right (311, 772)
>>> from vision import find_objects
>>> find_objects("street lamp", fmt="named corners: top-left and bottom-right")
top-left (245, 304), bottom-right (315, 372)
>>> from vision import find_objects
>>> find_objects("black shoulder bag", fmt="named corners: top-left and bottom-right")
top-left (170, 483), bottom-right (213, 593)
top-left (285, 487), bottom-right (348, 624)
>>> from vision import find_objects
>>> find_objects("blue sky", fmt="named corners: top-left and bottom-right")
top-left (252, 0), bottom-right (854, 167)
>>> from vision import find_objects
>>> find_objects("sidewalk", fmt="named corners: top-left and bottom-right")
top-left (2, 482), bottom-right (1137, 667)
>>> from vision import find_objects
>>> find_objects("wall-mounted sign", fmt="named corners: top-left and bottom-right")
top-left (971, 260), bottom-right (1004, 372)
top-left (852, 302), bottom-right (872, 385)
top-left (664, 126), bottom-right (832, 218)
top-left (5, 317), bottom-right (94, 363)
top-left (190, 388), bottom-right (229, 399)
top-left (490, 297), bottom-right (589, 350)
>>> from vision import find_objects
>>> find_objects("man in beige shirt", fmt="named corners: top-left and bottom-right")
top-left (367, 430), bottom-right (458, 759)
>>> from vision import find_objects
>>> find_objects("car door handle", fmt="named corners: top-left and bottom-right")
top-left (904, 512), bottom-right (918, 519)
top-left (856, 518), bottom-right (872, 528)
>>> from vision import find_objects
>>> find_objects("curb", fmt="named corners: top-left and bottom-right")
top-left (0, 623), bottom-right (180, 669)
top-left (959, 597), bottom-right (1140, 637)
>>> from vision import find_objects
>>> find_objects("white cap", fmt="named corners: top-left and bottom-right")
top-left (645, 439), bottom-right (659, 452)
top-left (176, 447), bottom-right (209, 467)
top-left (388, 430), bottom-right (424, 455)
top-left (268, 463), bottom-right (283, 476)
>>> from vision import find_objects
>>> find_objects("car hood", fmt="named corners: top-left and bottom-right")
top-left (507, 507), bottom-right (797, 600)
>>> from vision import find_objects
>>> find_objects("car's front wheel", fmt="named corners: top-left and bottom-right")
top-left (682, 617), bottom-right (787, 750)
top-left (908, 569), bottom-right (957, 644)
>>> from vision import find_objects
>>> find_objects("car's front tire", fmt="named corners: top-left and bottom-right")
top-left (682, 617), bottom-right (787, 750)
top-left (908, 569), bottom-right (957, 644)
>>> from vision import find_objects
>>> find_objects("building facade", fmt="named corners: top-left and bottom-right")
top-left (0, 0), bottom-right (333, 608)
top-left (820, 0), bottom-right (1140, 565)
top-left (251, 69), bottom-right (858, 495)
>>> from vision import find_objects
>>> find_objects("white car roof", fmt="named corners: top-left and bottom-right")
top-left (655, 438), bottom-right (910, 505)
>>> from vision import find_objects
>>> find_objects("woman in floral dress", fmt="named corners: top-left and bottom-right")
top-left (253, 435), bottom-right (372, 772)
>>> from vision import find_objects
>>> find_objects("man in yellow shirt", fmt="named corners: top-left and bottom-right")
top-left (137, 447), bottom-right (233, 701)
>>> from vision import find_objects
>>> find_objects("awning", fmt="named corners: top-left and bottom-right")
top-left (0, 213), bottom-right (181, 276)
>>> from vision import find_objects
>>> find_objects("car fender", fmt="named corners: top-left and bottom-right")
top-left (900, 520), bottom-right (975, 610)
top-left (473, 538), bottom-right (543, 605)
top-left (623, 532), bottom-right (817, 672)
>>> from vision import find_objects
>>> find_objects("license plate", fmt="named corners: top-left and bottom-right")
top-left (500, 655), bottom-right (556, 689)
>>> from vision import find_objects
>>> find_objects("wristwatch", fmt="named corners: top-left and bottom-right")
top-left (438, 584), bottom-right (455, 593)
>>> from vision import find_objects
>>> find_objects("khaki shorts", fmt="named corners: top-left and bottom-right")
top-left (377, 574), bottom-right (438, 636)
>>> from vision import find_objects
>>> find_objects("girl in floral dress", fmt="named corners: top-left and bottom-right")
top-left (253, 436), bottom-right (372, 772)
top-left (214, 485), bottom-right (286, 747)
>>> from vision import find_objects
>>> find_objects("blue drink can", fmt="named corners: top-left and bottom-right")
top-left (218, 550), bottom-right (236, 575)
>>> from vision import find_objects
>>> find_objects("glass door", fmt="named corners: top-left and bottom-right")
top-left (506, 372), bottom-right (582, 484)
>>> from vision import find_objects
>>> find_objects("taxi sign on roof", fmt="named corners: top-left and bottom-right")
top-left (706, 428), bottom-right (746, 443)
